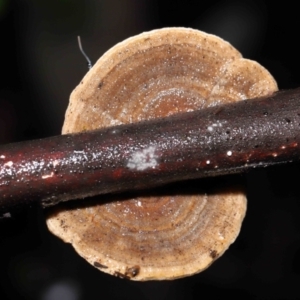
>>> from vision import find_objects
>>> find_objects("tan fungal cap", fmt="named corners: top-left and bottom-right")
top-left (46, 28), bottom-right (277, 280)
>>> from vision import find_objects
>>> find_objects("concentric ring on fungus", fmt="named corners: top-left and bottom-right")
top-left (46, 28), bottom-right (277, 280)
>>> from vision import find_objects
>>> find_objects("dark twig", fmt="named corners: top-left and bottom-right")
top-left (1, 88), bottom-right (300, 213)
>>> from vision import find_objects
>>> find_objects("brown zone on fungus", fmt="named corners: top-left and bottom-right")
top-left (112, 265), bottom-right (140, 280)
top-left (98, 81), bottom-right (103, 89)
top-left (114, 271), bottom-right (130, 280)
top-left (209, 250), bottom-right (219, 259)
top-left (59, 219), bottom-right (68, 231)
top-left (93, 261), bottom-right (108, 269)
top-left (125, 265), bottom-right (140, 278)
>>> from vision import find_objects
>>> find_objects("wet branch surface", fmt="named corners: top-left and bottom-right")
top-left (1, 88), bottom-right (300, 213)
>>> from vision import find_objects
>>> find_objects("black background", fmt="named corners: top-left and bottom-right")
top-left (1, 1), bottom-right (300, 299)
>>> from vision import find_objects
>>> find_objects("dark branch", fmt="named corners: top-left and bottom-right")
top-left (1, 88), bottom-right (300, 213)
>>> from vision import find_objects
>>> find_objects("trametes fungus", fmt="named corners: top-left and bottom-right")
top-left (46, 28), bottom-right (277, 280)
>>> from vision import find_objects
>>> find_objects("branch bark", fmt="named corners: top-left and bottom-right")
top-left (1, 88), bottom-right (300, 213)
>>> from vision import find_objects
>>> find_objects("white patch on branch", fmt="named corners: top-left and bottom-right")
top-left (53, 160), bottom-right (60, 168)
top-left (42, 172), bottom-right (54, 179)
top-left (127, 146), bottom-right (158, 171)
top-left (4, 161), bottom-right (13, 167)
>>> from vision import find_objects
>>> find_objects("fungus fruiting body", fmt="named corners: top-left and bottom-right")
top-left (46, 28), bottom-right (277, 280)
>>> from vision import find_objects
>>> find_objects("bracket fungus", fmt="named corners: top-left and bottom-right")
top-left (46, 28), bottom-right (277, 280)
